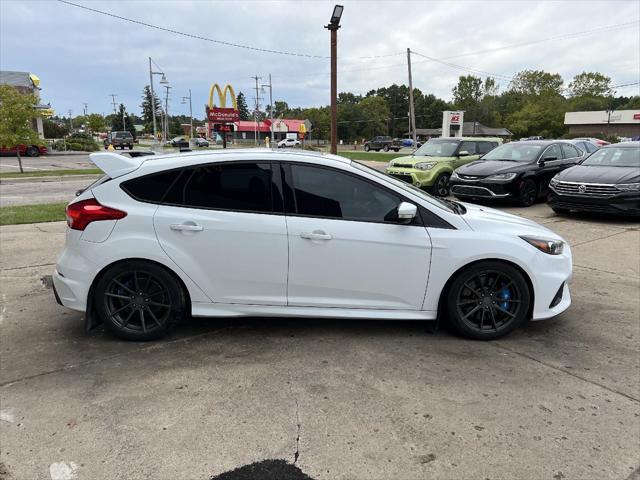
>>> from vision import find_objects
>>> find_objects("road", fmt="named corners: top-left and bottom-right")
top-left (0, 205), bottom-right (638, 480)
top-left (0, 153), bottom-right (93, 171)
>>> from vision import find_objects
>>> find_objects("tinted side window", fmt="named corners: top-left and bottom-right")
top-left (291, 165), bottom-right (400, 223)
top-left (477, 142), bottom-right (496, 154)
top-left (122, 170), bottom-right (180, 203)
top-left (183, 162), bottom-right (275, 213)
top-left (458, 141), bottom-right (477, 154)
top-left (561, 144), bottom-right (580, 159)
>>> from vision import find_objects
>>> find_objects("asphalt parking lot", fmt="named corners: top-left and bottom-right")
top-left (1, 201), bottom-right (639, 479)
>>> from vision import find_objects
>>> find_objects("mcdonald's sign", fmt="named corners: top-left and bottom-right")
top-left (206, 83), bottom-right (239, 122)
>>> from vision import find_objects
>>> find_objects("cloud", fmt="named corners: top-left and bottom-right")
top-left (1, 0), bottom-right (638, 118)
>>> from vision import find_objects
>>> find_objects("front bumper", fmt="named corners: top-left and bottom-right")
top-left (386, 168), bottom-right (440, 188)
top-left (529, 243), bottom-right (573, 320)
top-left (450, 179), bottom-right (516, 199)
top-left (548, 190), bottom-right (640, 216)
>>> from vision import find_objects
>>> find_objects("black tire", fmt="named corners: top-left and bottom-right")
top-left (518, 179), bottom-right (537, 207)
top-left (394, 148), bottom-right (400, 152)
top-left (25, 146), bottom-right (39, 157)
top-left (364, 145), bottom-right (370, 152)
top-left (383, 145), bottom-right (389, 152)
top-left (94, 261), bottom-right (186, 341)
top-left (430, 172), bottom-right (451, 197)
top-left (446, 261), bottom-right (531, 340)
top-left (552, 207), bottom-right (571, 214)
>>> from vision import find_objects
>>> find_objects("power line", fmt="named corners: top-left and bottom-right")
top-left (411, 50), bottom-right (514, 81)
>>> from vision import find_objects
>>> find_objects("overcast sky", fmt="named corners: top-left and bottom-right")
top-left (1, 0), bottom-right (639, 119)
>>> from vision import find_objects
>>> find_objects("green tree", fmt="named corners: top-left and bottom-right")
top-left (0, 85), bottom-right (41, 173)
top-left (43, 118), bottom-right (69, 139)
top-left (509, 70), bottom-right (564, 96)
top-left (506, 94), bottom-right (567, 138)
top-left (568, 72), bottom-right (611, 97)
top-left (86, 113), bottom-right (106, 134)
top-left (618, 96), bottom-right (640, 109)
top-left (111, 104), bottom-right (137, 138)
top-left (272, 101), bottom-right (290, 118)
top-left (140, 85), bottom-right (162, 132)
top-left (357, 96), bottom-right (390, 140)
top-left (236, 91), bottom-right (251, 120)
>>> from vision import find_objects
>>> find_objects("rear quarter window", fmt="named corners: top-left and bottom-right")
top-left (121, 170), bottom-right (181, 203)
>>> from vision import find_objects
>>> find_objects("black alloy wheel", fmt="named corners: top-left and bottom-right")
top-left (95, 261), bottom-right (185, 341)
top-left (431, 173), bottom-right (451, 197)
top-left (519, 179), bottom-right (537, 207)
top-left (447, 261), bottom-right (530, 340)
top-left (383, 145), bottom-right (390, 152)
top-left (25, 146), bottom-right (39, 157)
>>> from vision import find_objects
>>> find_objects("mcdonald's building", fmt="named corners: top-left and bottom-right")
top-left (206, 82), bottom-right (311, 141)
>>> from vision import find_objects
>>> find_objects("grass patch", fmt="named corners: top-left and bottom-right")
top-left (0, 169), bottom-right (101, 179)
top-left (337, 151), bottom-right (410, 162)
top-left (0, 202), bottom-right (67, 226)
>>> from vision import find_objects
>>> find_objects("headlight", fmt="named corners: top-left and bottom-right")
top-left (415, 162), bottom-right (436, 170)
top-left (615, 183), bottom-right (640, 192)
top-left (520, 236), bottom-right (564, 255)
top-left (485, 172), bottom-right (517, 182)
top-left (550, 176), bottom-right (559, 186)
top-left (450, 171), bottom-right (459, 179)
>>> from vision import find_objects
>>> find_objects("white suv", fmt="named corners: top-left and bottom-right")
top-left (277, 138), bottom-right (300, 148)
top-left (53, 149), bottom-right (572, 341)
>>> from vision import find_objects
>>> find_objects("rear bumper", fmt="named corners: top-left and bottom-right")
top-left (548, 191), bottom-right (640, 216)
top-left (53, 246), bottom-right (99, 312)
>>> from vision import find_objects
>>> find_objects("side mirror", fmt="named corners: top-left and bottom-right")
top-left (397, 202), bottom-right (417, 224)
top-left (458, 150), bottom-right (470, 157)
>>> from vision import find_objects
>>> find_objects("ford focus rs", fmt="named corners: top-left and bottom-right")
top-left (54, 149), bottom-right (572, 341)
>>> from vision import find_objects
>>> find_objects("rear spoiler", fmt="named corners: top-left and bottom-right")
top-left (89, 151), bottom-right (146, 178)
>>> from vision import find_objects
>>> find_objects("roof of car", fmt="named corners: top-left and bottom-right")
top-left (511, 140), bottom-right (572, 146)
top-left (142, 148), bottom-right (351, 165)
top-left (602, 141), bottom-right (640, 148)
top-left (430, 137), bottom-right (501, 142)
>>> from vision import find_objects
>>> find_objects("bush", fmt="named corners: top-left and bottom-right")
top-left (53, 137), bottom-right (100, 152)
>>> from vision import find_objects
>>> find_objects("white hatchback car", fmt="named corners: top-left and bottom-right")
top-left (53, 149), bottom-right (572, 341)
top-left (277, 138), bottom-right (301, 148)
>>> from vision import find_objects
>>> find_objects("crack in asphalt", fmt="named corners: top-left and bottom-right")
top-left (1, 262), bottom-right (56, 272)
top-left (574, 263), bottom-right (639, 281)
top-left (492, 343), bottom-right (640, 404)
top-left (572, 228), bottom-right (638, 248)
top-left (293, 397), bottom-right (301, 465)
top-left (0, 324), bottom-right (244, 388)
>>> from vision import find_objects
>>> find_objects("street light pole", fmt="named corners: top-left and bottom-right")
top-left (261, 74), bottom-right (274, 144)
top-left (182, 89), bottom-right (193, 139)
top-left (325, 5), bottom-right (343, 155)
top-left (149, 57), bottom-right (168, 143)
top-left (406, 48), bottom-right (417, 148)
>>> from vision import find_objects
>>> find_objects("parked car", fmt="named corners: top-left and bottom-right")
top-left (364, 136), bottom-right (403, 152)
top-left (167, 136), bottom-right (190, 148)
top-left (548, 141), bottom-right (640, 216)
top-left (567, 139), bottom-right (599, 154)
top-left (54, 149), bottom-right (572, 342)
top-left (0, 144), bottom-right (47, 157)
top-left (278, 138), bottom-right (301, 148)
top-left (104, 131), bottom-right (134, 150)
top-left (449, 140), bottom-right (584, 206)
top-left (194, 137), bottom-right (209, 148)
top-left (386, 137), bottom-right (502, 196)
top-left (573, 137), bottom-right (610, 147)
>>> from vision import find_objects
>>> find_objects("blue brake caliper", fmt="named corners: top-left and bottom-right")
top-left (497, 285), bottom-right (511, 311)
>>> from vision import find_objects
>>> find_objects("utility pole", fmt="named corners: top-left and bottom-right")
top-left (406, 48), bottom-right (417, 148)
top-left (68, 109), bottom-right (73, 131)
top-left (261, 75), bottom-right (274, 144)
top-left (252, 75), bottom-right (262, 145)
top-left (325, 6), bottom-right (343, 155)
top-left (109, 94), bottom-right (118, 115)
top-left (122, 104), bottom-right (127, 132)
top-left (83, 103), bottom-right (88, 117)
top-left (182, 89), bottom-right (193, 139)
top-left (163, 85), bottom-right (171, 142)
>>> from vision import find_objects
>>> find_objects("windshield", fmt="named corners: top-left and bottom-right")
top-left (481, 143), bottom-right (543, 162)
top-left (582, 147), bottom-right (640, 168)
top-left (352, 161), bottom-right (456, 213)
top-left (413, 139), bottom-right (460, 157)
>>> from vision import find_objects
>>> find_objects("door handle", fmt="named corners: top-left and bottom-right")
top-left (300, 230), bottom-right (332, 241)
top-left (170, 223), bottom-right (204, 232)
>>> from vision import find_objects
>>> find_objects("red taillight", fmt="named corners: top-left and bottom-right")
top-left (65, 199), bottom-right (127, 231)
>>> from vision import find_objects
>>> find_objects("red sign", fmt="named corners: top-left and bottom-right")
top-left (207, 107), bottom-right (239, 122)
top-left (634, 113), bottom-right (640, 120)
top-left (219, 125), bottom-right (232, 132)
top-left (450, 113), bottom-right (461, 124)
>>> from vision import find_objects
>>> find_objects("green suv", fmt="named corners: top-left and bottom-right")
top-left (385, 137), bottom-right (502, 196)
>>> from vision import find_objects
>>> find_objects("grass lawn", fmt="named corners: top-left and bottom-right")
top-left (337, 151), bottom-right (410, 162)
top-left (0, 169), bottom-right (101, 179)
top-left (0, 202), bottom-right (67, 226)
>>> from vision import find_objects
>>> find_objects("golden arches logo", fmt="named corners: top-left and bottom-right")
top-left (208, 84), bottom-right (237, 110)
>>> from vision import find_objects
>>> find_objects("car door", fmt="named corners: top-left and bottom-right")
top-left (153, 161), bottom-right (289, 305)
top-left (536, 144), bottom-right (566, 191)
top-left (284, 163), bottom-right (432, 310)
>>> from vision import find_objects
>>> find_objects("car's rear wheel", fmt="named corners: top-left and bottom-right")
top-left (25, 146), bottom-right (39, 157)
top-left (519, 179), bottom-right (537, 207)
top-left (446, 261), bottom-right (530, 340)
top-left (95, 261), bottom-right (186, 341)
top-left (431, 172), bottom-right (451, 197)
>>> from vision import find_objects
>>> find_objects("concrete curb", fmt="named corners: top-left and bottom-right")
top-left (0, 174), bottom-right (102, 185)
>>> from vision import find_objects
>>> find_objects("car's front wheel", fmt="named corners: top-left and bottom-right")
top-left (519, 179), bottom-right (537, 207)
top-left (364, 145), bottom-right (370, 152)
top-left (431, 172), bottom-right (451, 197)
top-left (446, 261), bottom-right (531, 340)
top-left (94, 261), bottom-right (186, 341)
top-left (383, 145), bottom-right (389, 152)
top-left (25, 146), bottom-right (39, 157)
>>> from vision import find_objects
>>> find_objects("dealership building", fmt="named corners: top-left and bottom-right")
top-left (564, 110), bottom-right (640, 138)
